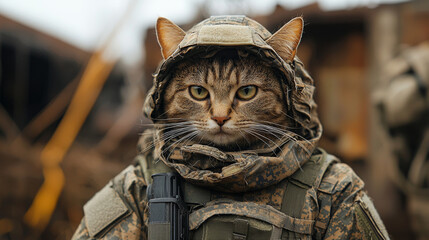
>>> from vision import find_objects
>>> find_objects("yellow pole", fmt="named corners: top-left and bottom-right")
top-left (24, 0), bottom-right (138, 230)
top-left (24, 51), bottom-right (114, 229)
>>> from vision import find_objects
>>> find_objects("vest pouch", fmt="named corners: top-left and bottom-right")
top-left (191, 216), bottom-right (276, 240)
top-left (189, 200), bottom-right (314, 240)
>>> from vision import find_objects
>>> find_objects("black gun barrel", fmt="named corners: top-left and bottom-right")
top-left (148, 172), bottom-right (188, 240)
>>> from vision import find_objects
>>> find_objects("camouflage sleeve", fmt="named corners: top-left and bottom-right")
top-left (321, 163), bottom-right (390, 240)
top-left (71, 164), bottom-right (149, 240)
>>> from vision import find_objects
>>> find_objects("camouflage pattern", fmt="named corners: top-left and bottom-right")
top-left (188, 200), bottom-right (314, 234)
top-left (72, 132), bottom-right (389, 239)
top-left (72, 15), bottom-right (389, 239)
top-left (72, 163), bottom-right (149, 240)
top-left (156, 135), bottom-right (317, 193)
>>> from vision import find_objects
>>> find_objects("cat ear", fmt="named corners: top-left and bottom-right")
top-left (267, 17), bottom-right (303, 62)
top-left (156, 17), bottom-right (186, 59)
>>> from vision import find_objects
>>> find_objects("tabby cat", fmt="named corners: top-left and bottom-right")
top-left (157, 17), bottom-right (304, 152)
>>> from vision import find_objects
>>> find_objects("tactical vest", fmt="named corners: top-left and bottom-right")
top-left (138, 146), bottom-right (338, 240)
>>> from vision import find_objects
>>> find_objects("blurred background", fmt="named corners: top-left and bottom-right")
top-left (0, 0), bottom-right (428, 239)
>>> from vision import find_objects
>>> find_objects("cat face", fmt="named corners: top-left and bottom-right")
top-left (161, 53), bottom-right (293, 148)
top-left (154, 17), bottom-right (304, 150)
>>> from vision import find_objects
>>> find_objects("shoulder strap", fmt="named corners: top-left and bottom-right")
top-left (288, 149), bottom-right (326, 188)
top-left (281, 148), bottom-right (338, 238)
top-left (314, 152), bottom-right (340, 237)
top-left (281, 148), bottom-right (333, 217)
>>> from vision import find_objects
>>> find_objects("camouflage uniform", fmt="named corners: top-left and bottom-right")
top-left (72, 16), bottom-right (389, 240)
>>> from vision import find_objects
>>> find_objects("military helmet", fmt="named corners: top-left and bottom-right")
top-left (143, 15), bottom-right (321, 141)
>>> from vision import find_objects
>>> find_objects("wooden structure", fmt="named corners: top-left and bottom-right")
top-left (0, 15), bottom-right (90, 130)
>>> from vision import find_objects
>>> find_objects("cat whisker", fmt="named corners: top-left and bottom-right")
top-left (236, 129), bottom-right (250, 149)
top-left (251, 122), bottom-right (310, 143)
top-left (249, 123), bottom-right (311, 155)
top-left (157, 121), bottom-right (195, 127)
top-left (158, 121), bottom-right (194, 130)
top-left (147, 124), bottom-right (194, 134)
top-left (163, 128), bottom-right (196, 143)
top-left (250, 126), bottom-right (284, 142)
top-left (253, 120), bottom-right (300, 130)
top-left (242, 129), bottom-right (279, 157)
top-left (159, 127), bottom-right (190, 135)
top-left (278, 109), bottom-right (298, 123)
top-left (195, 130), bottom-right (208, 146)
top-left (138, 129), bottom-right (179, 155)
top-left (161, 128), bottom-right (196, 146)
top-left (164, 131), bottom-right (199, 160)
top-left (181, 129), bottom-right (200, 147)
top-left (250, 124), bottom-right (308, 167)
top-left (149, 120), bottom-right (194, 125)
top-left (137, 132), bottom-right (160, 154)
top-left (139, 121), bottom-right (195, 135)
top-left (152, 107), bottom-right (178, 120)
top-left (152, 117), bottom-right (191, 124)
top-left (139, 123), bottom-right (196, 154)
top-left (160, 124), bottom-right (195, 134)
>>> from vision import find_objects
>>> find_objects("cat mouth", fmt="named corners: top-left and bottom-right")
top-left (211, 133), bottom-right (236, 145)
top-left (206, 128), bottom-right (242, 145)
top-left (215, 129), bottom-right (230, 136)
top-left (218, 128), bottom-right (227, 134)
top-left (198, 125), bottom-right (243, 146)
top-left (213, 126), bottom-right (235, 135)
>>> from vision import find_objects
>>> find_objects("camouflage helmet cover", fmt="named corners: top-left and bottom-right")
top-left (143, 15), bottom-right (321, 141)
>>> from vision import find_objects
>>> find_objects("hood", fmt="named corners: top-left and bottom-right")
top-left (142, 15), bottom-right (322, 192)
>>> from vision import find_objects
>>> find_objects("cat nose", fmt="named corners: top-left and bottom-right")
top-left (211, 116), bottom-right (231, 126)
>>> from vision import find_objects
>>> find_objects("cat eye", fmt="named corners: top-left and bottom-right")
top-left (189, 86), bottom-right (209, 100)
top-left (236, 85), bottom-right (257, 100)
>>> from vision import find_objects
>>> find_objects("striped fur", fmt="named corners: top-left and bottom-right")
top-left (160, 52), bottom-right (295, 150)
